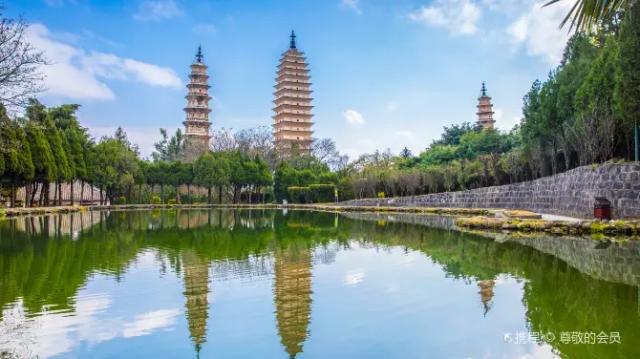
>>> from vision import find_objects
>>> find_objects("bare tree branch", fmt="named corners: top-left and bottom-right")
top-left (0, 8), bottom-right (48, 109)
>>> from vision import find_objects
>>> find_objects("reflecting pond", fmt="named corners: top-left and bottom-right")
top-left (1, 209), bottom-right (639, 358)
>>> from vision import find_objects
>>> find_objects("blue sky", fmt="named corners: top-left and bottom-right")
top-left (13, 0), bottom-right (574, 158)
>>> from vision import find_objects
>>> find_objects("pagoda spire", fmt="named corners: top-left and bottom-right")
top-left (481, 81), bottom-right (487, 97)
top-left (195, 45), bottom-right (203, 63)
top-left (289, 30), bottom-right (296, 49)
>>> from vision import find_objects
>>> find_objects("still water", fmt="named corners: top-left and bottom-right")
top-left (0, 209), bottom-right (639, 358)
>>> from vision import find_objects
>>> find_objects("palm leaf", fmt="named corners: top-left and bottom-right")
top-left (544, 0), bottom-right (630, 31)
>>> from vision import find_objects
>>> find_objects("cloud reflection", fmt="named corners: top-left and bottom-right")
top-left (0, 295), bottom-right (180, 358)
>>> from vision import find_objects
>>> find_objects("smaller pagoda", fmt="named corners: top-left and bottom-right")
top-left (476, 82), bottom-right (495, 129)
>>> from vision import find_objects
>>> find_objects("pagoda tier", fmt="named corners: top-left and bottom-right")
top-left (276, 74), bottom-right (310, 82)
top-left (274, 81), bottom-right (312, 89)
top-left (273, 31), bottom-right (314, 156)
top-left (274, 88), bottom-right (313, 96)
top-left (273, 103), bottom-right (314, 111)
top-left (181, 46), bottom-right (213, 162)
top-left (476, 82), bottom-right (495, 130)
top-left (273, 112), bottom-right (313, 120)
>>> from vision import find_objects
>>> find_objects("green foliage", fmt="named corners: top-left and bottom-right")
top-left (151, 195), bottom-right (162, 204)
top-left (287, 186), bottom-right (310, 203)
top-left (194, 152), bottom-right (231, 189)
top-left (432, 122), bottom-right (478, 146)
top-left (286, 184), bottom-right (336, 203)
top-left (274, 158), bottom-right (335, 202)
top-left (615, 2), bottom-right (640, 159)
top-left (419, 145), bottom-right (459, 166)
top-left (152, 128), bottom-right (184, 162)
top-left (309, 184), bottom-right (336, 203)
top-left (91, 136), bottom-right (139, 203)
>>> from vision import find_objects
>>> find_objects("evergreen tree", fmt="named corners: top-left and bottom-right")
top-left (194, 152), bottom-right (231, 204)
top-left (615, 2), bottom-right (640, 160)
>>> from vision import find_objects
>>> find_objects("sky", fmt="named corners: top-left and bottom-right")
top-left (12, 0), bottom-right (574, 159)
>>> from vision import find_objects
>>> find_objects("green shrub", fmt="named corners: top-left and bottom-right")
top-left (288, 184), bottom-right (336, 203)
top-left (167, 199), bottom-right (177, 205)
top-left (377, 191), bottom-right (386, 198)
top-left (151, 195), bottom-right (162, 204)
top-left (118, 196), bottom-right (127, 204)
top-left (309, 184), bottom-right (336, 203)
top-left (288, 186), bottom-right (310, 203)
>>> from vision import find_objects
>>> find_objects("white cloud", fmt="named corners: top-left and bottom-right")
top-left (27, 24), bottom-right (182, 101)
top-left (409, 0), bottom-right (481, 36)
top-left (343, 109), bottom-right (365, 125)
top-left (481, 0), bottom-right (533, 15)
top-left (507, 1), bottom-right (572, 64)
top-left (341, 0), bottom-right (362, 14)
top-left (133, 0), bottom-right (184, 21)
top-left (344, 270), bottom-right (365, 285)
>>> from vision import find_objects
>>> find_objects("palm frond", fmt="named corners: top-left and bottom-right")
top-left (544, 0), bottom-right (630, 31)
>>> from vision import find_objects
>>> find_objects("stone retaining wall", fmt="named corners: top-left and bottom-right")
top-left (342, 163), bottom-right (640, 219)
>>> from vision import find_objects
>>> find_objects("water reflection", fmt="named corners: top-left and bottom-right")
top-left (182, 250), bottom-right (210, 353)
top-left (0, 209), bottom-right (639, 358)
top-left (274, 246), bottom-right (312, 357)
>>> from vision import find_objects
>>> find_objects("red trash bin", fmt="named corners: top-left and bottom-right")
top-left (594, 197), bottom-right (611, 220)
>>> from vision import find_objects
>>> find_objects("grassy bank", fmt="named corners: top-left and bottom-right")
top-left (455, 216), bottom-right (640, 237)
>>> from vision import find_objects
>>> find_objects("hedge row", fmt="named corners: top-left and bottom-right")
top-left (287, 184), bottom-right (336, 203)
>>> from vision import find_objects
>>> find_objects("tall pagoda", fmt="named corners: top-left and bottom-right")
top-left (181, 46), bottom-right (212, 162)
top-left (273, 31), bottom-right (314, 156)
top-left (476, 82), bottom-right (495, 129)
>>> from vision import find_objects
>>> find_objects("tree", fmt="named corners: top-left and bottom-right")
top-left (92, 132), bottom-right (139, 204)
top-left (153, 128), bottom-right (185, 162)
top-left (0, 10), bottom-right (48, 108)
top-left (24, 120), bottom-right (55, 206)
top-left (432, 122), bottom-right (478, 146)
top-left (615, 2), bottom-right (640, 160)
top-left (43, 116), bottom-right (72, 205)
top-left (0, 105), bottom-right (34, 206)
top-left (50, 104), bottom-right (89, 205)
top-left (194, 152), bottom-right (231, 204)
top-left (574, 36), bottom-right (619, 164)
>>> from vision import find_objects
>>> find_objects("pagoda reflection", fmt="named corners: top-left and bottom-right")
top-left (181, 250), bottom-right (211, 355)
top-left (477, 279), bottom-right (496, 316)
top-left (273, 245), bottom-right (313, 358)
